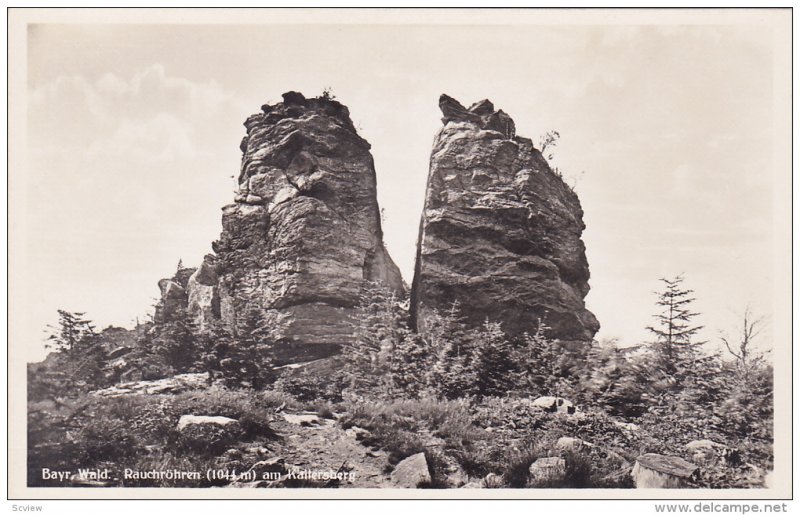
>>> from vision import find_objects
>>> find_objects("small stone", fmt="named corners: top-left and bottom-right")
top-left (556, 436), bottom-right (590, 453)
top-left (530, 396), bottom-right (576, 415)
top-left (177, 415), bottom-right (238, 432)
top-left (482, 472), bottom-right (504, 488)
top-left (613, 420), bottom-right (640, 431)
top-left (247, 457), bottom-right (288, 477)
top-left (282, 413), bottom-right (320, 426)
top-left (686, 440), bottom-right (731, 466)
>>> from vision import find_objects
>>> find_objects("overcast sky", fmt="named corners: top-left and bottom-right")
top-left (18, 12), bottom-right (789, 362)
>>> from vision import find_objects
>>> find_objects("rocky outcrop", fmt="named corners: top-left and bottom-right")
top-left (154, 266), bottom-right (195, 323)
top-left (186, 256), bottom-right (220, 331)
top-left (212, 92), bottom-right (404, 356)
top-left (411, 94), bottom-right (599, 342)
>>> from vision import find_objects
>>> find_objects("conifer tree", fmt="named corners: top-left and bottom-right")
top-left (151, 305), bottom-right (197, 373)
top-left (343, 282), bottom-right (406, 393)
top-left (425, 303), bottom-right (478, 399)
top-left (228, 304), bottom-right (278, 389)
top-left (389, 332), bottom-right (432, 398)
top-left (45, 310), bottom-right (96, 352)
top-left (516, 319), bottom-right (559, 395)
top-left (473, 320), bottom-right (517, 397)
top-left (646, 275), bottom-right (704, 358)
top-left (645, 274), bottom-right (705, 383)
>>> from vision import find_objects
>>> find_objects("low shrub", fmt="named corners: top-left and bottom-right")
top-left (340, 398), bottom-right (481, 465)
top-left (313, 401), bottom-right (336, 420)
top-left (503, 444), bottom-right (544, 488)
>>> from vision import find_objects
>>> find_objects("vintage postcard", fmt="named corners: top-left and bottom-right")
top-left (7, 7), bottom-right (792, 502)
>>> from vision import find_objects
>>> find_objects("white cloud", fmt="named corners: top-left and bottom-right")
top-left (29, 64), bottom-right (243, 162)
top-left (87, 112), bottom-right (196, 162)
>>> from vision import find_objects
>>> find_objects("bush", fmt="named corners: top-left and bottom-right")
top-left (503, 444), bottom-right (544, 487)
top-left (169, 387), bottom-right (278, 441)
top-left (274, 366), bottom-right (347, 402)
top-left (313, 401), bottom-right (336, 420)
top-left (340, 398), bottom-right (481, 465)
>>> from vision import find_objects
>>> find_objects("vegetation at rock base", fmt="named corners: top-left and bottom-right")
top-left (28, 276), bottom-right (773, 489)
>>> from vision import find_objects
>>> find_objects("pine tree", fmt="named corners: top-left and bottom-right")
top-left (45, 310), bottom-right (96, 352)
top-left (645, 274), bottom-right (706, 395)
top-left (424, 303), bottom-right (478, 399)
top-left (151, 305), bottom-right (197, 373)
top-left (343, 282), bottom-right (406, 393)
top-left (646, 275), bottom-right (705, 364)
top-left (473, 320), bottom-right (517, 397)
top-left (516, 319), bottom-right (560, 396)
top-left (389, 332), bottom-right (432, 398)
top-left (228, 304), bottom-right (277, 389)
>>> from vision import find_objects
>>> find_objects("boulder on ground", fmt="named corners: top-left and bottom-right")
top-left (247, 457), bottom-right (288, 478)
top-left (613, 420), bottom-right (640, 432)
top-left (176, 415), bottom-right (243, 452)
top-left (556, 436), bottom-right (591, 453)
top-left (528, 456), bottom-right (566, 484)
top-left (530, 396), bottom-right (576, 414)
top-left (632, 453), bottom-right (699, 488)
top-left (482, 472), bottom-right (504, 488)
top-left (391, 452), bottom-right (431, 488)
top-left (108, 346), bottom-right (132, 359)
top-left (281, 413), bottom-right (321, 426)
top-left (686, 440), bottom-right (738, 467)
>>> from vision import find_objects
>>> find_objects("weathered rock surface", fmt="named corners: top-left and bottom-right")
top-left (154, 266), bottom-right (195, 323)
top-left (186, 256), bottom-right (220, 331)
top-left (411, 94), bottom-right (599, 342)
top-left (685, 440), bottom-right (736, 467)
top-left (391, 452), bottom-right (431, 488)
top-left (93, 372), bottom-right (208, 397)
top-left (211, 91), bottom-right (404, 355)
top-left (556, 436), bottom-right (592, 453)
top-left (531, 396), bottom-right (576, 414)
top-left (176, 415), bottom-right (243, 452)
top-left (632, 453), bottom-right (699, 488)
top-left (528, 456), bottom-right (567, 484)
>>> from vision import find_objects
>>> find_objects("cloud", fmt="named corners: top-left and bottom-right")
top-left (29, 64), bottom-right (243, 162)
top-left (87, 112), bottom-right (196, 162)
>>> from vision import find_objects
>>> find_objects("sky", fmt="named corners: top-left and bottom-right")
top-left (17, 13), bottom-right (789, 362)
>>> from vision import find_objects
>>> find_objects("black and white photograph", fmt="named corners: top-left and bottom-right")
top-left (7, 7), bottom-right (792, 502)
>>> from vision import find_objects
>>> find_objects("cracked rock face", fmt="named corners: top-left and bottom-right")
top-left (154, 267), bottom-right (195, 324)
top-left (212, 92), bottom-right (404, 356)
top-left (411, 94), bottom-right (599, 342)
top-left (186, 256), bottom-right (220, 332)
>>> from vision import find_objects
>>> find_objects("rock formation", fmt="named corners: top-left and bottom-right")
top-left (411, 94), bottom-right (599, 342)
top-left (154, 266), bottom-right (195, 324)
top-left (208, 92), bottom-right (404, 358)
top-left (186, 256), bottom-right (220, 332)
